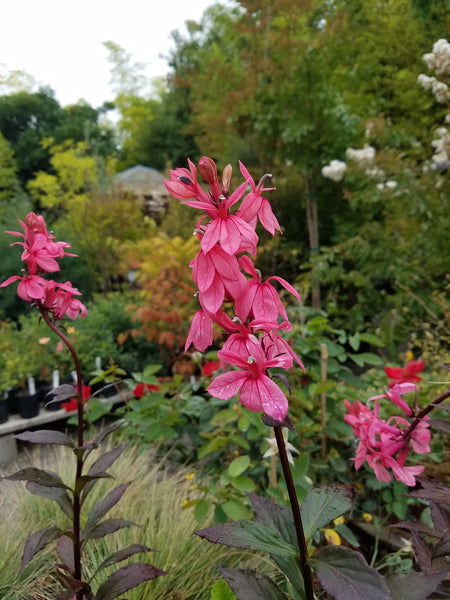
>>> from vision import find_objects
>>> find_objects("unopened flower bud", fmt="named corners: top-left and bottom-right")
top-left (198, 156), bottom-right (219, 186)
top-left (221, 164), bottom-right (232, 196)
top-left (25, 212), bottom-right (47, 234)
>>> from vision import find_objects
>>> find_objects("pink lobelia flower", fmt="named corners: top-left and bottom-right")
top-left (235, 255), bottom-right (301, 323)
top-left (385, 359), bottom-right (425, 388)
top-left (237, 161), bottom-right (281, 235)
top-left (368, 382), bottom-right (419, 416)
top-left (185, 309), bottom-right (214, 352)
top-left (163, 158), bottom-right (212, 203)
top-left (207, 338), bottom-right (289, 421)
top-left (0, 274), bottom-right (49, 302)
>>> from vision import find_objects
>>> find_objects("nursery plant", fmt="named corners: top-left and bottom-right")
top-left (0, 213), bottom-right (165, 599)
top-left (163, 155), bottom-right (450, 599)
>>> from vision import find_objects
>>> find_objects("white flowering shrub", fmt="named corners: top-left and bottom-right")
top-left (321, 159), bottom-right (347, 182)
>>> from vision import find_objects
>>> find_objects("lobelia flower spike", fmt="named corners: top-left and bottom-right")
top-left (344, 376), bottom-right (432, 487)
top-left (164, 157), bottom-right (302, 423)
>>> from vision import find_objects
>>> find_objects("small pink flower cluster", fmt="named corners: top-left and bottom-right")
top-left (1, 212), bottom-right (87, 320)
top-left (344, 382), bottom-right (431, 486)
top-left (164, 157), bottom-right (304, 421)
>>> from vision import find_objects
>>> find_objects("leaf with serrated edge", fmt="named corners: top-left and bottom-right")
top-left (311, 546), bottom-right (392, 600)
top-left (95, 563), bottom-right (165, 600)
top-left (195, 520), bottom-right (296, 557)
top-left (83, 518), bottom-right (138, 540)
top-left (26, 481), bottom-right (73, 518)
top-left (19, 526), bottom-right (63, 573)
top-left (247, 493), bottom-right (296, 547)
top-left (84, 482), bottom-right (131, 534)
top-left (2, 468), bottom-right (71, 490)
top-left (301, 485), bottom-right (353, 541)
top-left (386, 571), bottom-right (447, 600)
top-left (15, 430), bottom-right (75, 447)
top-left (218, 566), bottom-right (287, 600)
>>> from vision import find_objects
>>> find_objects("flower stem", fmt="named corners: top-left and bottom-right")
top-left (404, 387), bottom-right (450, 442)
top-left (39, 309), bottom-right (85, 596)
top-left (274, 425), bottom-right (314, 600)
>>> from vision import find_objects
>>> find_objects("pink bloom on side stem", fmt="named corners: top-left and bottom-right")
top-left (237, 161), bottom-right (281, 235)
top-left (163, 159), bottom-right (211, 203)
top-left (0, 274), bottom-right (48, 302)
top-left (368, 382), bottom-right (419, 416)
top-left (185, 309), bottom-right (214, 352)
top-left (385, 359), bottom-right (425, 388)
top-left (207, 338), bottom-right (289, 421)
top-left (235, 255), bottom-right (301, 323)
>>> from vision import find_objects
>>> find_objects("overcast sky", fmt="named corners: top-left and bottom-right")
top-left (0, 0), bottom-right (218, 107)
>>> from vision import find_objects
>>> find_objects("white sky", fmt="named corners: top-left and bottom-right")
top-left (0, 0), bottom-right (217, 107)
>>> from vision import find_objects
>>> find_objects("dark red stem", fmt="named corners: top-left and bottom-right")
top-left (39, 309), bottom-right (84, 597)
top-left (404, 387), bottom-right (450, 442)
top-left (274, 425), bottom-right (314, 600)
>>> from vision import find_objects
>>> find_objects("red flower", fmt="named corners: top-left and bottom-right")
top-left (202, 361), bottom-right (220, 377)
top-left (384, 359), bottom-right (425, 388)
top-left (61, 384), bottom-right (91, 412)
top-left (133, 382), bottom-right (160, 398)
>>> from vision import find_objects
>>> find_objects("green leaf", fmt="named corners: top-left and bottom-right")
top-left (195, 519), bottom-right (297, 557)
top-left (310, 546), bottom-right (392, 600)
top-left (222, 501), bottom-right (253, 521)
top-left (217, 567), bottom-right (287, 600)
top-left (194, 499), bottom-right (211, 521)
top-left (231, 475), bottom-right (256, 492)
top-left (301, 485), bottom-right (353, 541)
top-left (335, 524), bottom-right (360, 547)
top-left (314, 380), bottom-right (336, 394)
top-left (210, 579), bottom-right (237, 600)
top-left (198, 436), bottom-right (228, 459)
top-left (349, 352), bottom-right (384, 367)
top-left (211, 409), bottom-right (239, 426)
top-left (19, 526), bottom-right (63, 573)
top-left (359, 333), bottom-right (384, 347)
top-left (349, 334), bottom-right (360, 351)
top-left (95, 563), bottom-right (166, 600)
top-left (228, 456), bottom-right (250, 478)
top-left (15, 430), bottom-right (75, 448)
top-left (86, 399), bottom-right (113, 423)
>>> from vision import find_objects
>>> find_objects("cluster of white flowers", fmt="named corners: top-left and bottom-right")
top-left (376, 180), bottom-right (398, 191)
top-left (431, 126), bottom-right (450, 169)
top-left (417, 73), bottom-right (450, 104)
top-left (418, 39), bottom-right (450, 104)
top-left (365, 165), bottom-right (385, 179)
top-left (345, 144), bottom-right (376, 166)
top-left (321, 159), bottom-right (347, 182)
top-left (422, 39), bottom-right (450, 76)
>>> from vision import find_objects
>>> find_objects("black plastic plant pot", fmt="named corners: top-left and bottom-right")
top-left (17, 391), bottom-right (40, 419)
top-left (7, 388), bottom-right (19, 415)
top-left (0, 398), bottom-right (8, 424)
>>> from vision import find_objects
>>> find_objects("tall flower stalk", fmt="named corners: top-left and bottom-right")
top-left (1, 213), bottom-right (164, 598)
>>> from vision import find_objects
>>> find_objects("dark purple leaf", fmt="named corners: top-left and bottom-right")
top-left (247, 492), bottom-right (296, 547)
top-left (46, 384), bottom-right (77, 403)
top-left (218, 566), bottom-right (287, 600)
top-left (391, 520), bottom-right (440, 538)
top-left (409, 479), bottom-right (450, 510)
top-left (19, 526), bottom-right (63, 573)
top-left (75, 472), bottom-right (112, 495)
top-left (412, 531), bottom-right (433, 573)
top-left (386, 571), bottom-right (447, 600)
top-left (2, 468), bottom-right (71, 490)
top-left (429, 418), bottom-right (450, 434)
top-left (15, 429), bottom-right (75, 448)
top-left (429, 501), bottom-right (450, 533)
top-left (432, 532), bottom-right (450, 559)
top-left (82, 445), bottom-right (127, 500)
top-left (311, 546), bottom-right (392, 600)
top-left (83, 519), bottom-right (138, 540)
top-left (26, 481), bottom-right (73, 518)
top-left (95, 563), bottom-right (166, 600)
top-left (95, 544), bottom-right (154, 574)
top-left (93, 421), bottom-right (126, 446)
top-left (301, 485), bottom-right (354, 541)
top-left (57, 535), bottom-right (74, 574)
top-left (84, 482), bottom-right (131, 534)
top-left (262, 414), bottom-right (296, 433)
